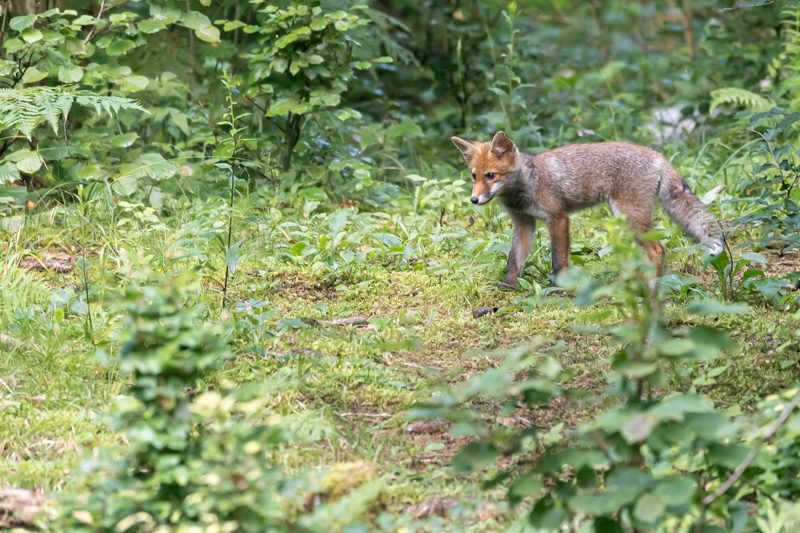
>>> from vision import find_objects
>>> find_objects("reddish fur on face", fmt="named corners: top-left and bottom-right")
top-left (452, 131), bottom-right (518, 205)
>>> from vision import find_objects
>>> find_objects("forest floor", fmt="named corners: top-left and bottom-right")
top-left (2, 202), bottom-right (799, 530)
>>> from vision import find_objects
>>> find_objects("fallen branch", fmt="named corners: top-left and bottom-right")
top-left (472, 305), bottom-right (516, 319)
top-left (18, 259), bottom-right (74, 273)
top-left (300, 316), bottom-right (369, 327)
top-left (326, 316), bottom-right (368, 327)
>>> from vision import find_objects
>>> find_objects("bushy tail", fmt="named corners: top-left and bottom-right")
top-left (658, 169), bottom-right (724, 255)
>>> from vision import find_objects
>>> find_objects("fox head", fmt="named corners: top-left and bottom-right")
top-left (451, 131), bottom-right (519, 205)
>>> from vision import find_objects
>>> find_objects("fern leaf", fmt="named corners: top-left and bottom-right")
top-left (709, 87), bottom-right (773, 114)
top-left (0, 86), bottom-right (147, 140)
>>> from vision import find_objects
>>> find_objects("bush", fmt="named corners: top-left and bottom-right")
top-left (57, 279), bottom-right (385, 532)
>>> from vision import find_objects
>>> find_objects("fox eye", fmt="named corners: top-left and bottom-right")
top-left (486, 172), bottom-right (496, 179)
top-left (471, 173), bottom-right (476, 180)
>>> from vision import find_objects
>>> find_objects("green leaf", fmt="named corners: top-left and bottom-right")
top-left (194, 25), bottom-right (220, 43)
top-left (121, 75), bottom-right (150, 92)
top-left (3, 38), bottom-right (25, 53)
top-left (9, 15), bottom-right (38, 31)
top-left (21, 28), bottom-right (43, 43)
top-left (621, 413), bottom-right (656, 443)
top-left (267, 98), bottom-right (311, 116)
top-left (137, 153), bottom-right (176, 180)
top-left (106, 39), bottom-right (135, 56)
top-left (632, 493), bottom-right (667, 524)
top-left (21, 66), bottom-right (46, 83)
top-left (112, 176), bottom-right (138, 196)
top-left (138, 19), bottom-right (167, 33)
top-left (569, 488), bottom-right (640, 515)
top-left (276, 27), bottom-right (310, 49)
top-left (0, 215), bottom-right (24, 233)
top-left (72, 15), bottom-right (96, 25)
top-left (151, 6), bottom-right (181, 23)
top-left (310, 17), bottom-right (327, 31)
top-left (0, 162), bottom-right (20, 184)
top-left (740, 251), bottom-right (767, 264)
top-left (77, 164), bottom-right (106, 181)
top-left (149, 188), bottom-right (163, 210)
top-left (653, 477), bottom-right (696, 506)
top-left (508, 475), bottom-right (543, 505)
top-left (686, 300), bottom-right (748, 315)
top-left (8, 149), bottom-right (43, 174)
top-left (58, 65), bottom-right (84, 83)
top-left (181, 11), bottom-right (211, 30)
top-left (111, 133), bottom-right (139, 148)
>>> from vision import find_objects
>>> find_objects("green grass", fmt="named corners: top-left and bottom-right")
top-left (1, 195), bottom-right (798, 529)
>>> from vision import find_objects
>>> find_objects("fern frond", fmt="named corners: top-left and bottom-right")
top-left (709, 87), bottom-right (773, 114)
top-left (0, 86), bottom-right (147, 140)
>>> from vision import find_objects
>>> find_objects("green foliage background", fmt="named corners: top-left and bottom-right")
top-left (1, 0), bottom-right (800, 532)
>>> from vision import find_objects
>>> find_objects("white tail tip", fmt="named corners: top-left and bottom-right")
top-left (707, 240), bottom-right (724, 256)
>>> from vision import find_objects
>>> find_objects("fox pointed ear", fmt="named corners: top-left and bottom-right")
top-left (451, 136), bottom-right (477, 163)
top-left (490, 131), bottom-right (518, 158)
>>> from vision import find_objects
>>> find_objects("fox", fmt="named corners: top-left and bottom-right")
top-left (451, 131), bottom-right (723, 288)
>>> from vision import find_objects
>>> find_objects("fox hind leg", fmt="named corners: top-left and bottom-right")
top-left (546, 213), bottom-right (570, 277)
top-left (609, 199), bottom-right (665, 275)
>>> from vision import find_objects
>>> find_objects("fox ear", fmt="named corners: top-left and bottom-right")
top-left (451, 136), bottom-right (477, 163)
top-left (490, 131), bottom-right (518, 158)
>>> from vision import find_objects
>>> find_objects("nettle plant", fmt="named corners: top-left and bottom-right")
top-left (413, 234), bottom-right (800, 532)
top-left (224, 1), bottom-right (391, 170)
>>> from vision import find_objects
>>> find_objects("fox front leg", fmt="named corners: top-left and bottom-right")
top-left (499, 215), bottom-right (536, 288)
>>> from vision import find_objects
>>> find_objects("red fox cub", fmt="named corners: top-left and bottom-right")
top-left (451, 131), bottom-right (723, 288)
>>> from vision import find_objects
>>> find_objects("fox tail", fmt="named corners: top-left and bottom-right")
top-left (658, 169), bottom-right (724, 255)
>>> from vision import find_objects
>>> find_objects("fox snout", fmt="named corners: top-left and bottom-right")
top-left (470, 180), bottom-right (503, 205)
